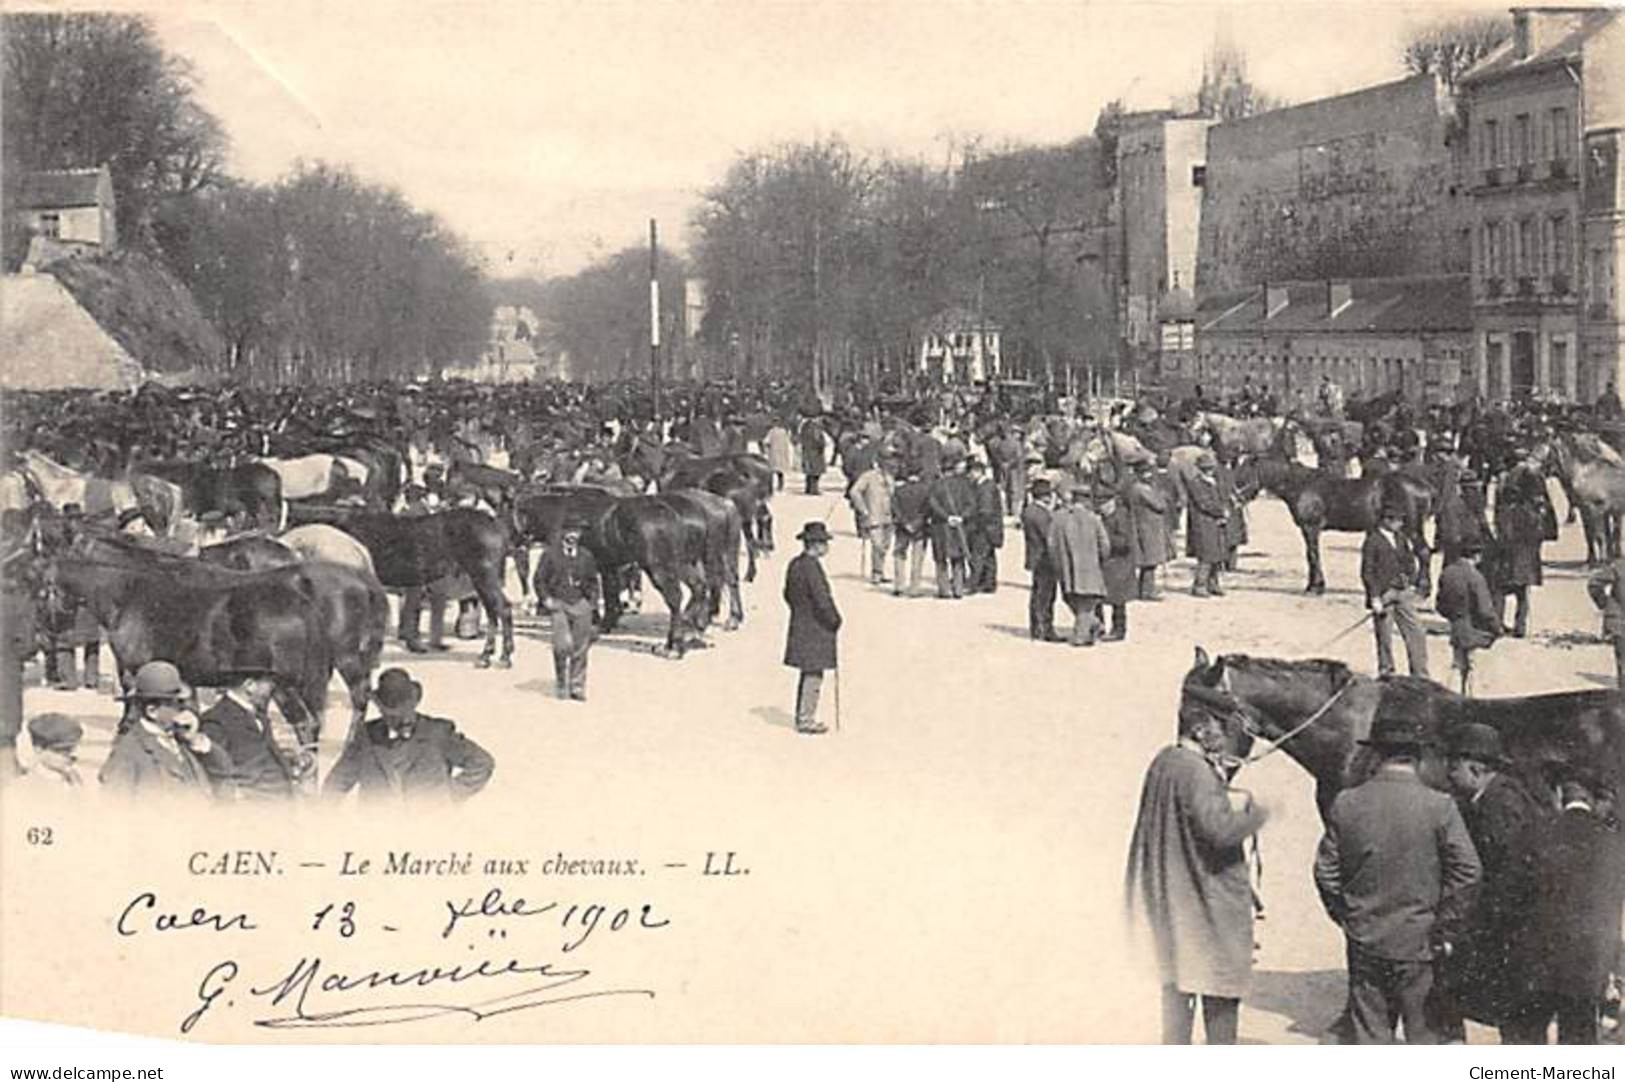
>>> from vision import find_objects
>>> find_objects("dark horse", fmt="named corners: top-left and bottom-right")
top-left (284, 503), bottom-right (514, 668)
top-left (132, 460), bottom-right (285, 530)
top-left (659, 451), bottom-right (775, 571)
top-left (1185, 649), bottom-right (1625, 823)
top-left (1233, 454), bottom-right (1435, 595)
top-left (58, 529), bottom-right (388, 744)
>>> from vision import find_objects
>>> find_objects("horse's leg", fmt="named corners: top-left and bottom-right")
top-left (757, 504), bottom-right (775, 552)
top-left (679, 563), bottom-right (711, 647)
top-left (649, 569), bottom-right (687, 658)
top-left (599, 570), bottom-right (624, 633)
top-left (472, 571), bottom-right (511, 669)
top-left (512, 542), bottom-right (532, 598)
top-left (1303, 523), bottom-right (1326, 594)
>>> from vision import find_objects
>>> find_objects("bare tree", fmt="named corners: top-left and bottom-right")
top-left (1402, 13), bottom-right (1509, 86)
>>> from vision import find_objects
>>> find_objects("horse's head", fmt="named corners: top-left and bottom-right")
top-left (1196, 649), bottom-right (1361, 779)
top-left (1182, 646), bottom-right (1260, 765)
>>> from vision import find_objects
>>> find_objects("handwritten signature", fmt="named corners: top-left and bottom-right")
top-left (183, 953), bottom-right (655, 1032)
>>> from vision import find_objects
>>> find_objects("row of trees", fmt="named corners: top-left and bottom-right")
top-left (3, 13), bottom-right (490, 382)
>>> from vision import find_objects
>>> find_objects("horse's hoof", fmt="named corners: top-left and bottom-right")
top-left (473, 656), bottom-right (492, 670)
top-left (724, 619), bottom-right (741, 631)
top-left (495, 656), bottom-right (513, 670)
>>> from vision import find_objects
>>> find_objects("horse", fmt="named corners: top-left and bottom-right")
top-left (1291, 416), bottom-right (1363, 476)
top-left (282, 503), bottom-right (514, 668)
top-left (131, 460), bottom-right (284, 530)
top-left (1185, 649), bottom-right (1625, 824)
top-left (601, 494), bottom-right (712, 656)
top-left (1232, 454), bottom-right (1434, 595)
top-left (1538, 432), bottom-right (1625, 565)
top-left (1189, 412), bottom-right (1298, 462)
top-left (19, 450), bottom-right (141, 521)
top-left (62, 529), bottom-right (388, 744)
top-left (659, 451), bottom-right (775, 573)
top-left (277, 524), bottom-right (378, 578)
top-left (658, 488), bottom-right (745, 630)
top-left (256, 454), bottom-right (349, 501)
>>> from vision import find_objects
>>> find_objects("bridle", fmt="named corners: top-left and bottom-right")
top-left (1219, 665), bottom-right (1355, 771)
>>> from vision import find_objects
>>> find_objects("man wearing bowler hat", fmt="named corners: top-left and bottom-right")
top-left (1314, 690), bottom-right (1481, 1043)
top-left (783, 521), bottom-right (841, 735)
top-left (100, 660), bottom-right (233, 799)
top-left (534, 515), bottom-right (602, 701)
top-left (324, 667), bottom-right (494, 802)
top-left (1440, 722), bottom-right (1546, 1034)
top-left (199, 665), bottom-right (309, 800)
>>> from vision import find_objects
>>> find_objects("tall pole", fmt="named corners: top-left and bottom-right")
top-left (649, 218), bottom-right (661, 423)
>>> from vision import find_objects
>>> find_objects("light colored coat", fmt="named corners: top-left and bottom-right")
top-left (848, 467), bottom-right (895, 529)
top-left (1045, 502), bottom-right (1110, 598)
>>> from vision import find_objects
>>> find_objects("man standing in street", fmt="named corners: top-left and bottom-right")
top-left (1361, 504), bottom-right (1430, 678)
top-left (1440, 722), bottom-right (1547, 1035)
top-left (1314, 693), bottom-right (1481, 1043)
top-left (1494, 447), bottom-right (1552, 638)
top-left (927, 457), bottom-right (974, 599)
top-left (1021, 479), bottom-right (1059, 641)
top-left (891, 467), bottom-right (930, 598)
top-left (1435, 541), bottom-right (1502, 693)
top-left (1186, 452), bottom-right (1229, 598)
top-left (199, 667), bottom-right (308, 800)
top-left (534, 516), bottom-right (602, 701)
top-left (968, 457), bottom-right (1004, 594)
top-left (101, 661), bottom-right (233, 800)
top-left (847, 453), bottom-right (896, 586)
top-left (798, 413), bottom-right (828, 495)
top-left (324, 667), bottom-right (494, 802)
top-left (783, 521), bottom-right (842, 735)
top-left (1129, 461), bottom-right (1169, 601)
top-left (1046, 485), bottom-right (1111, 647)
top-left (1502, 765), bottom-right (1625, 1044)
top-left (1125, 670), bottom-right (1270, 1044)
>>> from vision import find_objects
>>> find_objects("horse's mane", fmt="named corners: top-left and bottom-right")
top-left (1219, 653), bottom-right (1352, 686)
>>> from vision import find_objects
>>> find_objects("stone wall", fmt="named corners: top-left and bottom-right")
top-left (1197, 74), bottom-right (1467, 294)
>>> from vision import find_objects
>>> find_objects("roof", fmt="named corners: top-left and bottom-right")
top-left (1460, 8), bottom-right (1618, 84)
top-left (1197, 275), bottom-right (1471, 336)
top-left (921, 306), bottom-right (1001, 334)
top-left (16, 168), bottom-right (106, 210)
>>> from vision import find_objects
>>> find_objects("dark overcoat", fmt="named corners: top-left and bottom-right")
top-left (1506, 806), bottom-right (1625, 999)
top-left (1494, 464), bottom-right (1549, 587)
top-left (322, 715), bottom-right (494, 802)
top-left (1100, 500), bottom-right (1141, 606)
top-left (199, 695), bottom-right (297, 800)
top-left (1185, 473), bottom-right (1229, 564)
top-left (1129, 479), bottom-right (1170, 566)
top-left (927, 474), bottom-right (975, 559)
top-left (783, 552), bottom-right (841, 672)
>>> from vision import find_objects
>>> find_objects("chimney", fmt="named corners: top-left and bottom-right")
top-left (1327, 280), bottom-right (1353, 318)
top-left (1513, 10), bottom-right (1531, 59)
top-left (1265, 283), bottom-right (1290, 319)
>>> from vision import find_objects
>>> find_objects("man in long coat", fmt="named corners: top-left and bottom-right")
top-left (1495, 449), bottom-right (1551, 637)
top-left (798, 415), bottom-right (828, 495)
top-left (967, 458), bottom-right (1004, 594)
top-left (1186, 452), bottom-right (1229, 597)
top-left (783, 521), bottom-right (842, 735)
top-left (891, 468), bottom-right (931, 598)
top-left (1129, 462), bottom-right (1169, 601)
top-left (927, 461), bottom-right (975, 599)
top-left (1501, 766), bottom-right (1625, 1043)
top-left (1020, 479), bottom-right (1059, 640)
top-left (1440, 722), bottom-right (1546, 1034)
top-left (1045, 486), bottom-right (1110, 646)
top-left (1096, 486), bottom-right (1141, 642)
top-left (1435, 543), bottom-right (1502, 693)
top-left (1125, 675), bottom-right (1269, 1043)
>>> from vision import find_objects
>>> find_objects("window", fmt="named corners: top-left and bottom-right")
top-left (37, 213), bottom-right (60, 239)
top-left (1518, 218), bottom-right (1536, 276)
top-left (1552, 214), bottom-right (1572, 275)
top-left (1484, 119), bottom-right (1499, 167)
top-left (1516, 114), bottom-right (1532, 164)
top-left (1549, 107), bottom-right (1570, 161)
top-left (1191, 164), bottom-right (1206, 188)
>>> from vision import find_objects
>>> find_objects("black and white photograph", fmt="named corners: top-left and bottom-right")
top-left (1, 0), bottom-right (1624, 1059)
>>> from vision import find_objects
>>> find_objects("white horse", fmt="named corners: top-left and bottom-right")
top-left (257, 454), bottom-right (347, 500)
top-left (278, 523), bottom-right (378, 579)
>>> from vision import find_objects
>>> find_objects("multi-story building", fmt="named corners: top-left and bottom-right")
top-left (918, 306), bottom-right (1003, 384)
top-left (1116, 111), bottom-right (1211, 384)
top-left (1458, 6), bottom-right (1622, 401)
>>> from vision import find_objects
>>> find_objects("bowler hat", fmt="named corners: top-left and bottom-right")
top-left (1445, 722), bottom-right (1508, 766)
top-left (27, 712), bottom-right (82, 751)
top-left (1030, 479), bottom-right (1053, 497)
top-left (797, 521), bottom-right (833, 544)
top-left (1359, 714), bottom-right (1433, 750)
top-left (120, 660), bottom-right (190, 702)
top-left (373, 667), bottom-right (423, 710)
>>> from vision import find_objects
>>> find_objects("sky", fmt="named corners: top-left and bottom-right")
top-left (119, 0), bottom-right (1513, 279)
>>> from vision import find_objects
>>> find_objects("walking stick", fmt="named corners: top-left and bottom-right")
top-left (834, 663), bottom-right (842, 733)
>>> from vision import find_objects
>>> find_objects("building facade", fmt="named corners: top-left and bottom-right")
top-left (16, 166), bottom-right (117, 259)
top-left (1458, 6), bottom-right (1623, 401)
top-left (1117, 112), bottom-right (1211, 382)
top-left (1189, 275), bottom-right (1471, 406)
top-left (918, 307), bottom-right (1003, 383)
top-left (1196, 74), bottom-right (1465, 296)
